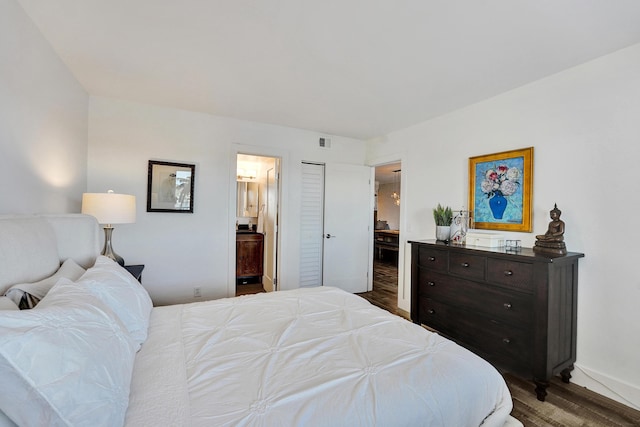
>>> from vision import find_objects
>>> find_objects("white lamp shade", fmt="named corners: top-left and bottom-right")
top-left (82, 192), bottom-right (136, 225)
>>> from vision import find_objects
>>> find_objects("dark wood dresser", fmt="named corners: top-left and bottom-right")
top-left (236, 232), bottom-right (264, 285)
top-left (409, 240), bottom-right (584, 401)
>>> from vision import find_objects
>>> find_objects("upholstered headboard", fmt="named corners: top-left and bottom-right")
top-left (0, 214), bottom-right (100, 295)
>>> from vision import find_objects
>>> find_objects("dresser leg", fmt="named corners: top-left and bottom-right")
top-left (560, 365), bottom-right (574, 383)
top-left (534, 379), bottom-right (549, 401)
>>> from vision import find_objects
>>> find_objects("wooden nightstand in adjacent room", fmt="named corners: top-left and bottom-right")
top-left (124, 264), bottom-right (145, 283)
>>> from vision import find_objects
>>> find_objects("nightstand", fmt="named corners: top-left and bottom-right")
top-left (124, 264), bottom-right (145, 283)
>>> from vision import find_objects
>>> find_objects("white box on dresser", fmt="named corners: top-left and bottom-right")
top-left (465, 231), bottom-right (505, 247)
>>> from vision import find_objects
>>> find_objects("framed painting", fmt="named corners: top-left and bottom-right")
top-left (468, 147), bottom-right (533, 232)
top-left (147, 160), bottom-right (195, 213)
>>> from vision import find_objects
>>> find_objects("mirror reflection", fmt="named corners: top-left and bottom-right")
top-left (237, 181), bottom-right (259, 217)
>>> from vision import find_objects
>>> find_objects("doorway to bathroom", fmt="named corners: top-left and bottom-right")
top-left (235, 153), bottom-right (280, 296)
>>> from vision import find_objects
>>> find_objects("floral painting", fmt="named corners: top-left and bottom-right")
top-left (468, 147), bottom-right (533, 232)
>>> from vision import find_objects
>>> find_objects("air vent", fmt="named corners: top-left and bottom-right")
top-left (319, 137), bottom-right (331, 148)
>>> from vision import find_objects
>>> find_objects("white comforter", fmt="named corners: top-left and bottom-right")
top-left (125, 287), bottom-right (512, 427)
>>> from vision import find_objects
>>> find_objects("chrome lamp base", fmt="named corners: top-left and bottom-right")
top-left (102, 226), bottom-right (125, 266)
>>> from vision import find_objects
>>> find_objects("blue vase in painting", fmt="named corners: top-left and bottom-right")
top-left (489, 194), bottom-right (507, 219)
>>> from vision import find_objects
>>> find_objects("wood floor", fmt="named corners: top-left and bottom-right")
top-left (236, 282), bottom-right (265, 296)
top-left (358, 258), bottom-right (407, 318)
top-left (360, 258), bottom-right (640, 426)
top-left (506, 372), bottom-right (640, 426)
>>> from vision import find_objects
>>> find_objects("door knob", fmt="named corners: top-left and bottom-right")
top-left (325, 233), bottom-right (334, 239)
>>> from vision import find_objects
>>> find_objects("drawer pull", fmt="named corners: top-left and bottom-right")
top-left (427, 281), bottom-right (435, 287)
top-left (503, 303), bottom-right (512, 310)
top-left (502, 338), bottom-right (511, 344)
top-left (504, 270), bottom-right (513, 276)
top-left (427, 309), bottom-right (435, 314)
top-left (461, 262), bottom-right (470, 268)
top-left (428, 256), bottom-right (436, 261)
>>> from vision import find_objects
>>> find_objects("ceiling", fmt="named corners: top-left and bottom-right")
top-left (375, 163), bottom-right (401, 185)
top-left (16, 1), bottom-right (640, 140)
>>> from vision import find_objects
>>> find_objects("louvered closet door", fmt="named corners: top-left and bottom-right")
top-left (300, 162), bottom-right (325, 287)
top-left (299, 162), bottom-right (371, 293)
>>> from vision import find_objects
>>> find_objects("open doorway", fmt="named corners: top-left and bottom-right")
top-left (235, 154), bottom-right (280, 296)
top-left (360, 162), bottom-right (401, 314)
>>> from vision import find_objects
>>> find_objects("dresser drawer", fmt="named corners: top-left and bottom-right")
top-left (417, 297), bottom-right (457, 333)
top-left (419, 272), bottom-right (532, 326)
top-left (417, 246), bottom-right (448, 272)
top-left (487, 259), bottom-right (533, 291)
top-left (455, 315), bottom-right (532, 370)
top-left (418, 298), bottom-right (531, 368)
top-left (448, 252), bottom-right (486, 280)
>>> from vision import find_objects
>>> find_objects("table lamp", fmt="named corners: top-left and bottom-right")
top-left (81, 190), bottom-right (136, 266)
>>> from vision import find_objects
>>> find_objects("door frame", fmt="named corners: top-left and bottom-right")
top-left (369, 154), bottom-right (408, 312)
top-left (228, 144), bottom-right (287, 298)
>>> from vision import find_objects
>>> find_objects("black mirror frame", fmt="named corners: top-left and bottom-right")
top-left (147, 160), bottom-right (195, 213)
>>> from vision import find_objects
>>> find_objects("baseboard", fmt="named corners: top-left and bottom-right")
top-left (572, 363), bottom-right (640, 410)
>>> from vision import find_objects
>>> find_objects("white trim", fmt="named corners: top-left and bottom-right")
top-left (368, 153), bottom-right (408, 311)
top-left (572, 363), bottom-right (640, 410)
top-left (229, 144), bottom-right (289, 298)
top-left (367, 167), bottom-right (375, 292)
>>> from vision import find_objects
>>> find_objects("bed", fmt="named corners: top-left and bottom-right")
top-left (0, 214), bottom-right (521, 427)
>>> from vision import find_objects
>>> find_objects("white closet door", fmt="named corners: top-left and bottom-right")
top-left (322, 163), bottom-right (370, 293)
top-left (299, 162), bottom-right (371, 293)
top-left (299, 162), bottom-right (325, 287)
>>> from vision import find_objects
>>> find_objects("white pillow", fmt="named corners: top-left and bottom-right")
top-left (77, 256), bottom-right (153, 349)
top-left (0, 278), bottom-right (137, 427)
top-left (0, 410), bottom-right (17, 427)
top-left (0, 297), bottom-right (18, 311)
top-left (4, 258), bottom-right (86, 308)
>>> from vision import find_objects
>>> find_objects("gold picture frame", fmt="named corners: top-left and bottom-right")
top-left (468, 147), bottom-right (533, 232)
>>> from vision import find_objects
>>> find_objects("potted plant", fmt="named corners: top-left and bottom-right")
top-left (433, 204), bottom-right (453, 241)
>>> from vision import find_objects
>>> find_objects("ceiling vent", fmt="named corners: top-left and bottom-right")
top-left (319, 137), bottom-right (331, 148)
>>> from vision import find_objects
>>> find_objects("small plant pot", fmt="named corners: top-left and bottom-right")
top-left (436, 226), bottom-right (451, 242)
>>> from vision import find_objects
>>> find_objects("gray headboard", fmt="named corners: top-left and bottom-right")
top-left (0, 214), bottom-right (100, 294)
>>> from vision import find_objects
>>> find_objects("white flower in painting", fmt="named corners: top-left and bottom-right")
top-left (480, 164), bottom-right (522, 198)
top-left (481, 180), bottom-right (495, 193)
top-left (506, 167), bottom-right (520, 181)
top-left (499, 179), bottom-right (519, 196)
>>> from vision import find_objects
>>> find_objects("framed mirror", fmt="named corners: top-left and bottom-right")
top-left (237, 181), bottom-right (259, 217)
top-left (147, 160), bottom-right (195, 213)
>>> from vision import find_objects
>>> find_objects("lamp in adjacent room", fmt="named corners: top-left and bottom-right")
top-left (391, 169), bottom-right (401, 206)
top-left (81, 190), bottom-right (136, 266)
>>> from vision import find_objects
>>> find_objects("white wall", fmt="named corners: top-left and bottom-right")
top-left (376, 182), bottom-right (400, 230)
top-left (88, 97), bottom-right (367, 306)
top-left (367, 43), bottom-right (640, 409)
top-left (0, 0), bottom-right (88, 214)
